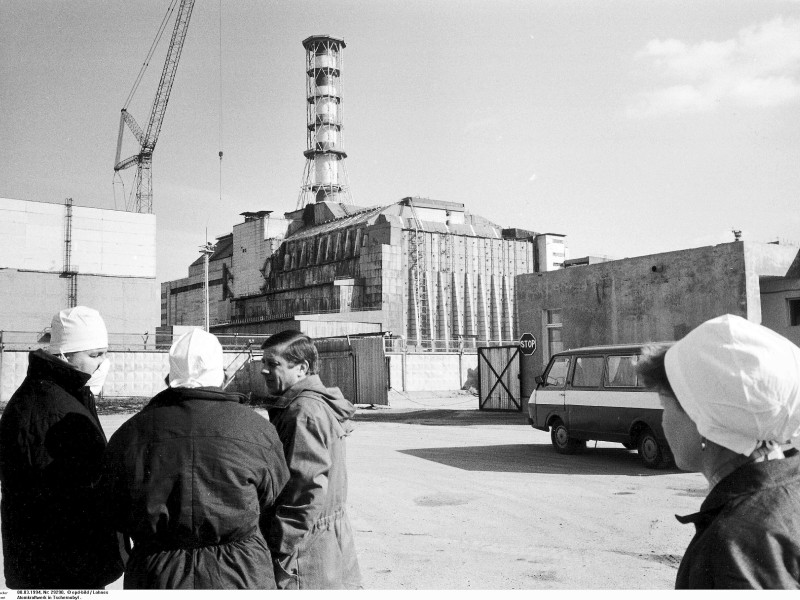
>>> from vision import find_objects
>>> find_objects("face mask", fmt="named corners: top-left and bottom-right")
top-left (87, 359), bottom-right (110, 395)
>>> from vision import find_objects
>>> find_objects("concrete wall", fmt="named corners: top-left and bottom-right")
top-left (0, 198), bottom-right (156, 278)
top-left (231, 218), bottom-right (285, 298)
top-left (0, 349), bottom-right (252, 401)
top-left (761, 277), bottom-right (800, 346)
top-left (515, 241), bottom-right (800, 401)
top-left (387, 352), bottom-right (477, 392)
top-left (162, 256), bottom-right (231, 327)
top-left (0, 270), bottom-right (159, 336)
top-left (2, 348), bottom-right (481, 402)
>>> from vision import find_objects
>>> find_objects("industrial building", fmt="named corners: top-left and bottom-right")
top-left (515, 240), bottom-right (800, 398)
top-left (0, 197), bottom-right (159, 343)
top-left (162, 198), bottom-right (565, 345)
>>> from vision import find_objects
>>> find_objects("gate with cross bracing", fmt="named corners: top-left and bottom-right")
top-left (477, 345), bottom-right (522, 411)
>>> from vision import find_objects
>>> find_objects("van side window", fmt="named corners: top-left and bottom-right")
top-left (572, 356), bottom-right (604, 388)
top-left (544, 357), bottom-right (570, 387)
top-left (605, 355), bottom-right (644, 388)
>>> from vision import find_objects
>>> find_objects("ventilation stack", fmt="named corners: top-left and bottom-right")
top-left (297, 35), bottom-right (353, 208)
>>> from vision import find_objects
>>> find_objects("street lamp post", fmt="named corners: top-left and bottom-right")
top-left (199, 241), bottom-right (216, 331)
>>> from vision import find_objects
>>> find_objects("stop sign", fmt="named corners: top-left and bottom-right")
top-left (519, 332), bottom-right (537, 355)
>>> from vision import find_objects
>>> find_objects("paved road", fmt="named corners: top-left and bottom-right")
top-left (3, 397), bottom-right (708, 590)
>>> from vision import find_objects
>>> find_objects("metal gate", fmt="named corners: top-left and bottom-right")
top-left (316, 335), bottom-right (388, 406)
top-left (477, 345), bottom-right (522, 411)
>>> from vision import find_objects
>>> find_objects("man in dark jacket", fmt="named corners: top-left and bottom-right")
top-left (261, 330), bottom-right (362, 589)
top-left (101, 328), bottom-right (290, 589)
top-left (0, 306), bottom-right (123, 589)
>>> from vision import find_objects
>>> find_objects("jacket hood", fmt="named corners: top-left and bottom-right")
top-left (274, 374), bottom-right (355, 423)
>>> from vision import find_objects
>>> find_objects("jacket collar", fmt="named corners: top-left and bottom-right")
top-left (267, 374), bottom-right (326, 410)
top-left (676, 452), bottom-right (800, 527)
top-left (148, 385), bottom-right (247, 408)
top-left (28, 348), bottom-right (91, 393)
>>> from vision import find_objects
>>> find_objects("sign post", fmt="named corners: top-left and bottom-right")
top-left (519, 332), bottom-right (537, 356)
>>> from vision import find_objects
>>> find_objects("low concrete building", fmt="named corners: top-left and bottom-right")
top-left (0, 197), bottom-right (159, 344)
top-left (516, 240), bottom-right (800, 398)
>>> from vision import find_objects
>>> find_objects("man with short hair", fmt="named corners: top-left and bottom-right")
top-left (0, 306), bottom-right (123, 589)
top-left (261, 330), bottom-right (362, 589)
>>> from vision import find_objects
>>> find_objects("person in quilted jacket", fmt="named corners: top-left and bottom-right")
top-left (101, 329), bottom-right (289, 589)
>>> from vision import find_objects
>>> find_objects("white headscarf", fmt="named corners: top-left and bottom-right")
top-left (665, 314), bottom-right (800, 455)
top-left (168, 329), bottom-right (224, 389)
top-left (49, 306), bottom-right (108, 354)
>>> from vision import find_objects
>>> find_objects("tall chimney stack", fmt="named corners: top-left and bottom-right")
top-left (297, 35), bottom-right (352, 208)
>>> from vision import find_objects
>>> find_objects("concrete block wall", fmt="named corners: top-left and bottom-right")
top-left (1, 270), bottom-right (159, 336)
top-left (0, 350), bottom-right (254, 401)
top-left (232, 219), bottom-right (280, 298)
top-left (387, 352), bottom-right (478, 392)
top-left (0, 198), bottom-right (156, 278)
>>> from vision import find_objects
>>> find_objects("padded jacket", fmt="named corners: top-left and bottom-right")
top-left (267, 375), bottom-right (362, 589)
top-left (101, 386), bottom-right (289, 589)
top-left (675, 451), bottom-right (800, 589)
top-left (0, 349), bottom-right (123, 589)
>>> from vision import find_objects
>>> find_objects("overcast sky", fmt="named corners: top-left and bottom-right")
top-left (2, 0), bottom-right (799, 283)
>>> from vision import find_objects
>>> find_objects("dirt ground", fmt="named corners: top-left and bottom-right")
top-left (1, 390), bottom-right (707, 590)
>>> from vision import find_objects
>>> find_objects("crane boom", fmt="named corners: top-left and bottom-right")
top-left (114, 0), bottom-right (195, 214)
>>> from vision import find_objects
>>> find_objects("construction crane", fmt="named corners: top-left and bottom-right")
top-left (114, 0), bottom-right (195, 214)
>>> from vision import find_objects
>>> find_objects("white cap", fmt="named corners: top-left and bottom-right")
top-left (49, 306), bottom-right (108, 354)
top-left (168, 329), bottom-right (224, 389)
top-left (665, 314), bottom-right (800, 455)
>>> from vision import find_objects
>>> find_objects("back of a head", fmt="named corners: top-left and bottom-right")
top-left (261, 330), bottom-right (319, 374)
top-left (49, 305), bottom-right (108, 355)
top-left (665, 314), bottom-right (800, 455)
top-left (169, 329), bottom-right (224, 389)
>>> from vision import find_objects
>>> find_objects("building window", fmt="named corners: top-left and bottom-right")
top-left (544, 309), bottom-right (563, 362)
top-left (789, 298), bottom-right (800, 326)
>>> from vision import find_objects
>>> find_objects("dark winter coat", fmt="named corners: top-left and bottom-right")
top-left (101, 386), bottom-right (290, 589)
top-left (267, 374), bottom-right (362, 589)
top-left (0, 349), bottom-right (123, 589)
top-left (675, 451), bottom-right (800, 589)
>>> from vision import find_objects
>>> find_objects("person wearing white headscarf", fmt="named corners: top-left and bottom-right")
top-left (638, 314), bottom-right (800, 589)
top-left (101, 329), bottom-right (289, 589)
top-left (0, 306), bottom-right (123, 589)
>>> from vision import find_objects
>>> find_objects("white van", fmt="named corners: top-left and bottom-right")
top-left (528, 343), bottom-right (673, 469)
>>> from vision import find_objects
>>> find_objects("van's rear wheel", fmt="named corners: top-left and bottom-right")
top-left (551, 418), bottom-right (585, 454)
top-left (638, 428), bottom-right (669, 469)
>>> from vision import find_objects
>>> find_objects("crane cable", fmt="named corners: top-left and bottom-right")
top-left (123, 0), bottom-right (181, 110)
top-left (218, 0), bottom-right (224, 205)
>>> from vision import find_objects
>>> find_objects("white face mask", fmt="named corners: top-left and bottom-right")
top-left (87, 359), bottom-right (110, 395)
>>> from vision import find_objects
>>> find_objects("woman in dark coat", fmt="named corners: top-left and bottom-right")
top-left (101, 329), bottom-right (289, 589)
top-left (0, 306), bottom-right (123, 589)
top-left (638, 314), bottom-right (800, 589)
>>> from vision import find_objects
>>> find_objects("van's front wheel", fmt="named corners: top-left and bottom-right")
top-left (550, 418), bottom-right (585, 454)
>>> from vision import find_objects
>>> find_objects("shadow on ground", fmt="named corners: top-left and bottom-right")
top-left (399, 443), bottom-right (682, 476)
top-left (354, 409), bottom-right (527, 426)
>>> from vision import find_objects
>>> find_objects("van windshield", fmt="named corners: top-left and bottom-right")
top-left (544, 356), bottom-right (570, 387)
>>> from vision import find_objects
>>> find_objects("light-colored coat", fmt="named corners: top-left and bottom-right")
top-left (267, 374), bottom-right (362, 589)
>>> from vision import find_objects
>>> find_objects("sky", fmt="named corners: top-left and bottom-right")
top-left (2, 0), bottom-right (799, 284)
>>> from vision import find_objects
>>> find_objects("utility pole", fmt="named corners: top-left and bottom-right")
top-left (199, 241), bottom-right (216, 331)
